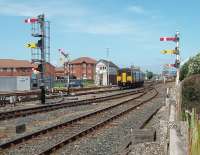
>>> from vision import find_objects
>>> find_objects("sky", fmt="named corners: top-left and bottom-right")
top-left (0, 0), bottom-right (200, 73)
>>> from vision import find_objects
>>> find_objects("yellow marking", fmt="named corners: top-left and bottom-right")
top-left (127, 76), bottom-right (132, 82)
top-left (117, 76), bottom-right (121, 82)
top-left (122, 73), bottom-right (126, 83)
top-left (160, 50), bottom-right (177, 54)
top-left (26, 43), bottom-right (37, 48)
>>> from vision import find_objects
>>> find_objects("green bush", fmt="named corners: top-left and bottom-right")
top-left (180, 53), bottom-right (200, 81)
top-left (182, 74), bottom-right (200, 113)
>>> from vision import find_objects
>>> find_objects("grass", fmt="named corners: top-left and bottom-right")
top-left (184, 108), bottom-right (200, 155)
top-left (53, 81), bottom-right (65, 88)
top-left (82, 79), bottom-right (95, 87)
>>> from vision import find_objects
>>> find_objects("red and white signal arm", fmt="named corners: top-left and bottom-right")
top-left (165, 64), bottom-right (175, 68)
top-left (32, 67), bottom-right (39, 74)
top-left (25, 18), bottom-right (38, 23)
top-left (59, 49), bottom-right (69, 58)
top-left (160, 37), bottom-right (176, 41)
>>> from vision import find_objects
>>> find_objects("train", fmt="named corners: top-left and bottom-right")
top-left (117, 68), bottom-right (144, 88)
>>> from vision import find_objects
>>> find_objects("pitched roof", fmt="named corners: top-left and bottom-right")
top-left (55, 67), bottom-right (64, 72)
top-left (70, 57), bottom-right (97, 64)
top-left (97, 59), bottom-right (119, 68)
top-left (0, 59), bottom-right (35, 68)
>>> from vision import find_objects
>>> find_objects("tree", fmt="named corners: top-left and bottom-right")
top-left (180, 53), bottom-right (200, 81)
top-left (146, 70), bottom-right (153, 80)
top-left (187, 54), bottom-right (200, 76)
top-left (180, 61), bottom-right (189, 81)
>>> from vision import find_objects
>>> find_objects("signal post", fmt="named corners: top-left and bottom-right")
top-left (160, 32), bottom-right (183, 155)
top-left (59, 49), bottom-right (70, 95)
top-left (37, 15), bottom-right (46, 104)
top-left (160, 32), bottom-right (180, 85)
top-left (25, 14), bottom-right (50, 104)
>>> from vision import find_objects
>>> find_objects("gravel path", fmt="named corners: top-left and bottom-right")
top-left (0, 88), bottom-right (135, 113)
top-left (127, 82), bottom-right (171, 155)
top-left (0, 98), bottom-right (63, 112)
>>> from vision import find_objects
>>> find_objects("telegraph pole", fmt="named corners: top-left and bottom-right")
top-left (38, 14), bottom-right (46, 104)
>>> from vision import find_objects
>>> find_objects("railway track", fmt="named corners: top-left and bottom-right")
top-left (0, 86), bottom-right (115, 97)
top-left (0, 88), bottom-right (146, 121)
top-left (0, 87), bottom-right (158, 155)
top-left (0, 86), bottom-right (119, 105)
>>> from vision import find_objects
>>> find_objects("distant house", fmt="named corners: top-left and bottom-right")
top-left (0, 59), bottom-right (35, 77)
top-left (55, 67), bottom-right (65, 79)
top-left (0, 59), bottom-right (55, 89)
top-left (68, 57), bottom-right (97, 80)
top-left (95, 59), bottom-right (119, 86)
top-left (40, 62), bottom-right (55, 89)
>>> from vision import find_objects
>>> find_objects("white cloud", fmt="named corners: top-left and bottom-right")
top-left (65, 21), bottom-right (138, 35)
top-left (0, 0), bottom-right (162, 39)
top-left (127, 5), bottom-right (146, 14)
top-left (0, 0), bottom-right (88, 18)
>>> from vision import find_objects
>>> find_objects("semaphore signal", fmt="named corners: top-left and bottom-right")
top-left (25, 18), bottom-right (38, 23)
top-left (24, 14), bottom-right (50, 104)
top-left (160, 32), bottom-right (180, 85)
top-left (160, 37), bottom-right (177, 42)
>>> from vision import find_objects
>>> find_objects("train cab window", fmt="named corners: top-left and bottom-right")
top-left (117, 70), bottom-right (121, 75)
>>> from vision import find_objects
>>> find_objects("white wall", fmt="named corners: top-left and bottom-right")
top-left (17, 76), bottom-right (30, 91)
top-left (95, 61), bottom-right (117, 86)
top-left (0, 76), bottom-right (30, 92)
top-left (96, 62), bottom-right (117, 75)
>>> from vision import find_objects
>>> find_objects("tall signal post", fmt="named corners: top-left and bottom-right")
top-left (59, 49), bottom-right (70, 95)
top-left (25, 14), bottom-right (50, 104)
top-left (106, 48), bottom-right (110, 86)
top-left (160, 32), bottom-right (180, 86)
top-left (38, 14), bottom-right (45, 104)
top-left (175, 32), bottom-right (180, 85)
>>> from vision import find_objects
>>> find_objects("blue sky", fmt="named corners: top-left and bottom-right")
top-left (0, 0), bottom-right (200, 73)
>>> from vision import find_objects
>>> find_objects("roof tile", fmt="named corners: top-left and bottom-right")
top-left (0, 59), bottom-right (34, 68)
top-left (70, 57), bottom-right (97, 64)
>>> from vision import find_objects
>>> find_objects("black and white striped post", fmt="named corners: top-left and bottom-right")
top-left (175, 31), bottom-right (180, 86)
